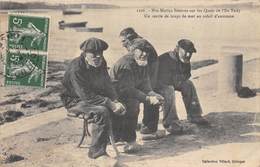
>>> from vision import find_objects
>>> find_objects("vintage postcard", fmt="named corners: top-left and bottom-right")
top-left (0, 0), bottom-right (259, 167)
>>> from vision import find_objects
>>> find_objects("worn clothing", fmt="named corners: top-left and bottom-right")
top-left (110, 54), bottom-right (152, 102)
top-left (61, 54), bottom-right (117, 159)
top-left (110, 54), bottom-right (152, 142)
top-left (142, 58), bottom-right (159, 132)
top-left (175, 80), bottom-right (202, 118)
top-left (61, 54), bottom-right (117, 109)
top-left (157, 85), bottom-right (178, 128)
top-left (68, 103), bottom-right (110, 159)
top-left (157, 51), bottom-right (202, 125)
top-left (112, 98), bottom-right (140, 142)
top-left (142, 103), bottom-right (160, 132)
top-left (157, 51), bottom-right (191, 89)
top-left (130, 38), bottom-right (160, 132)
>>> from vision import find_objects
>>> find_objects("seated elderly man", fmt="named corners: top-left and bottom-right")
top-left (60, 37), bottom-right (126, 161)
top-left (119, 27), bottom-right (160, 135)
top-left (157, 39), bottom-right (209, 134)
top-left (110, 40), bottom-right (164, 152)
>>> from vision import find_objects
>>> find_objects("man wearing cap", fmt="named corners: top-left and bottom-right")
top-left (119, 27), bottom-right (161, 136)
top-left (110, 40), bottom-right (164, 152)
top-left (157, 39), bottom-right (209, 133)
top-left (61, 37), bottom-right (126, 161)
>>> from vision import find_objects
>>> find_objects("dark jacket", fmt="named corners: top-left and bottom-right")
top-left (61, 54), bottom-right (117, 109)
top-left (110, 54), bottom-right (152, 102)
top-left (157, 51), bottom-right (191, 88)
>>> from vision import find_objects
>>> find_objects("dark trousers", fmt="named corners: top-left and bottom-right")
top-left (157, 85), bottom-right (178, 128)
top-left (68, 102), bottom-right (110, 159)
top-left (113, 98), bottom-right (140, 143)
top-left (142, 103), bottom-right (160, 132)
top-left (158, 80), bottom-right (203, 128)
top-left (142, 60), bottom-right (160, 132)
top-left (174, 80), bottom-right (202, 119)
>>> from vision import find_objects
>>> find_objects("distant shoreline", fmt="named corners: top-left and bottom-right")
top-left (0, 1), bottom-right (120, 10)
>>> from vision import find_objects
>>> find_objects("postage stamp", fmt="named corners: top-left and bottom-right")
top-left (4, 51), bottom-right (47, 87)
top-left (0, 14), bottom-right (50, 87)
top-left (7, 14), bottom-right (49, 52)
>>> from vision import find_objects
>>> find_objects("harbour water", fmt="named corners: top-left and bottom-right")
top-left (2, 6), bottom-right (260, 67)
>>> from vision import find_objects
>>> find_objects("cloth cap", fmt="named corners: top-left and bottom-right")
top-left (130, 39), bottom-right (151, 53)
top-left (119, 27), bottom-right (140, 40)
top-left (80, 37), bottom-right (108, 52)
top-left (178, 39), bottom-right (196, 53)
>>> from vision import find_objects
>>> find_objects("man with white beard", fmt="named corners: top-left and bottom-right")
top-left (119, 27), bottom-right (161, 137)
top-left (61, 38), bottom-right (125, 165)
top-left (156, 39), bottom-right (209, 134)
top-left (110, 40), bottom-right (164, 153)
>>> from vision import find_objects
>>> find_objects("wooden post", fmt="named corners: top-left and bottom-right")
top-left (218, 54), bottom-right (243, 94)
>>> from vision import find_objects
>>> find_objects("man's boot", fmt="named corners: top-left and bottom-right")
top-left (165, 120), bottom-right (184, 134)
top-left (123, 141), bottom-right (141, 153)
top-left (188, 115), bottom-right (209, 125)
top-left (92, 154), bottom-right (119, 167)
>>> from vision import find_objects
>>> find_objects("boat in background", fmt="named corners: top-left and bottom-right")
top-left (74, 27), bottom-right (103, 32)
top-left (59, 20), bottom-right (87, 30)
top-left (62, 10), bottom-right (82, 15)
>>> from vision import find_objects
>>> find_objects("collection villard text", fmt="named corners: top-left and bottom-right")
top-left (202, 159), bottom-right (245, 164)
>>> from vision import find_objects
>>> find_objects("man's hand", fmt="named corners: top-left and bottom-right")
top-left (110, 101), bottom-right (126, 116)
top-left (146, 96), bottom-right (160, 105)
top-left (147, 91), bottom-right (164, 105)
top-left (146, 95), bottom-right (164, 105)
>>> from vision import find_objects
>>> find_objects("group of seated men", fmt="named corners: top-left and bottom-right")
top-left (60, 27), bottom-right (209, 160)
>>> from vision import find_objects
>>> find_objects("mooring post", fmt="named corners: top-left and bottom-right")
top-left (218, 54), bottom-right (243, 94)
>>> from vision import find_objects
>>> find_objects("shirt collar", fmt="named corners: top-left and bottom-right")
top-left (169, 50), bottom-right (178, 60)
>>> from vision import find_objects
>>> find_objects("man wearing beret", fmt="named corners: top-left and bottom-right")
top-left (61, 37), bottom-right (126, 161)
top-left (110, 40), bottom-right (164, 152)
top-left (119, 27), bottom-right (161, 136)
top-left (157, 39), bottom-right (209, 134)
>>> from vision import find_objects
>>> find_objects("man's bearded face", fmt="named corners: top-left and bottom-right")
top-left (178, 47), bottom-right (192, 63)
top-left (84, 51), bottom-right (103, 67)
top-left (133, 48), bottom-right (148, 66)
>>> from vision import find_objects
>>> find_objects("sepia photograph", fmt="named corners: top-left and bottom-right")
top-left (0, 0), bottom-right (259, 166)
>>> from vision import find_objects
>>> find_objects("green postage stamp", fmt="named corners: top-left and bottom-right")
top-left (5, 51), bottom-right (47, 87)
top-left (8, 14), bottom-right (49, 51)
top-left (4, 14), bottom-right (50, 87)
